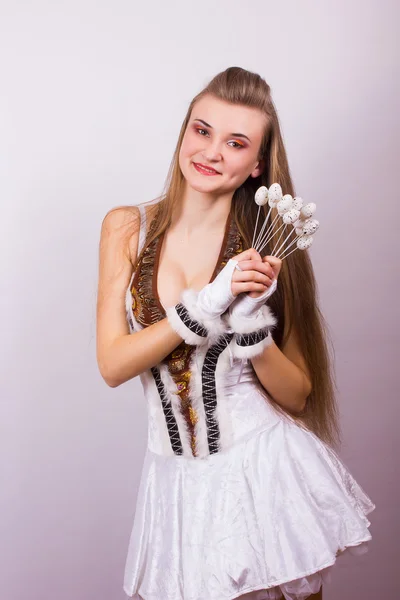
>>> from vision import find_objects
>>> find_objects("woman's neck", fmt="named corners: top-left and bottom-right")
top-left (171, 184), bottom-right (233, 235)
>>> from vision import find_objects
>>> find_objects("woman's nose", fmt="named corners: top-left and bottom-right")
top-left (202, 139), bottom-right (223, 162)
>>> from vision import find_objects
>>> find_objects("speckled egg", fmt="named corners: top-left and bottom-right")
top-left (292, 196), bottom-right (304, 210)
top-left (268, 182), bottom-right (283, 203)
top-left (302, 219), bottom-right (319, 235)
top-left (292, 217), bottom-right (310, 229)
top-left (297, 235), bottom-right (314, 250)
top-left (300, 202), bottom-right (316, 219)
top-left (277, 195), bottom-right (293, 214)
top-left (254, 186), bottom-right (269, 206)
top-left (283, 208), bottom-right (301, 224)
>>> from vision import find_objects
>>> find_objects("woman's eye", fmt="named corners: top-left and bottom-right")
top-left (228, 141), bottom-right (245, 149)
top-left (195, 127), bottom-right (244, 149)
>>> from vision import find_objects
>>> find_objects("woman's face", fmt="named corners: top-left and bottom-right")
top-left (178, 94), bottom-right (266, 196)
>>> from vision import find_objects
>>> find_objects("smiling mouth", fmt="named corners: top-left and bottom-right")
top-left (193, 162), bottom-right (221, 175)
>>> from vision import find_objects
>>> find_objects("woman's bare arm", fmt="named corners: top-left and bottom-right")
top-left (247, 256), bottom-right (312, 415)
top-left (96, 206), bottom-right (183, 388)
top-left (251, 331), bottom-right (312, 415)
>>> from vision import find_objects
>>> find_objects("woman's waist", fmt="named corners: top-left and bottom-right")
top-left (141, 367), bottom-right (280, 456)
top-left (140, 359), bottom-right (271, 410)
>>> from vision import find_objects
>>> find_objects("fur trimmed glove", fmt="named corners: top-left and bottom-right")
top-left (226, 278), bottom-right (278, 359)
top-left (165, 258), bottom-right (238, 345)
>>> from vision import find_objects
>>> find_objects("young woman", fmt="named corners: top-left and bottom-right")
top-left (96, 67), bottom-right (375, 600)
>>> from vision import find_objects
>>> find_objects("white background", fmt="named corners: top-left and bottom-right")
top-left (1, 1), bottom-right (398, 598)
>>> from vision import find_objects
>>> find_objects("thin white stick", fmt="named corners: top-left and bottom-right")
top-left (258, 214), bottom-right (292, 253)
top-left (254, 209), bottom-right (269, 249)
top-left (270, 224), bottom-right (288, 255)
top-left (277, 235), bottom-right (301, 256)
top-left (276, 235), bottom-right (300, 258)
top-left (272, 227), bottom-right (297, 257)
top-left (255, 212), bottom-right (281, 252)
top-left (279, 245), bottom-right (300, 260)
top-left (255, 210), bottom-right (279, 249)
top-left (251, 205), bottom-right (261, 248)
top-left (259, 222), bottom-right (287, 254)
top-left (254, 206), bottom-right (272, 249)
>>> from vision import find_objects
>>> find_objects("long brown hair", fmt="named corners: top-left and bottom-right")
top-left (119, 67), bottom-right (340, 449)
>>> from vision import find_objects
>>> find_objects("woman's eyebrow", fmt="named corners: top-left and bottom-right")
top-left (193, 118), bottom-right (251, 142)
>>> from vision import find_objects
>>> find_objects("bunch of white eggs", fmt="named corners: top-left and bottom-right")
top-left (252, 183), bottom-right (319, 259)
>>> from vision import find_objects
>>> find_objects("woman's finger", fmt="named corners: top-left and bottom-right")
top-left (232, 269), bottom-right (274, 287)
top-left (234, 248), bottom-right (262, 263)
top-left (232, 281), bottom-right (270, 296)
top-left (263, 255), bottom-right (282, 278)
top-left (235, 258), bottom-right (275, 279)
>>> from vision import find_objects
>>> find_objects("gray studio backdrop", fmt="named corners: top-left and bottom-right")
top-left (1, 1), bottom-right (398, 599)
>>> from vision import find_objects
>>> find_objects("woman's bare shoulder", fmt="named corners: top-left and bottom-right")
top-left (101, 204), bottom-right (140, 229)
top-left (100, 198), bottom-right (162, 263)
top-left (99, 205), bottom-right (140, 266)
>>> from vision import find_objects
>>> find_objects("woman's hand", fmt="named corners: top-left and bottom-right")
top-left (166, 249), bottom-right (281, 346)
top-left (231, 249), bottom-right (282, 298)
top-left (227, 250), bottom-right (281, 325)
top-left (172, 248), bottom-right (281, 326)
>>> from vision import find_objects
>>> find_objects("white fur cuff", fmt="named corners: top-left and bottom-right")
top-left (227, 303), bottom-right (277, 335)
top-left (165, 305), bottom-right (209, 346)
top-left (180, 288), bottom-right (230, 341)
top-left (230, 328), bottom-right (274, 359)
top-left (165, 288), bottom-right (231, 346)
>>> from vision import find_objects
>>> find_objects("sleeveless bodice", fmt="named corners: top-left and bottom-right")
top-left (129, 209), bottom-right (243, 326)
top-left (124, 203), bottom-right (286, 459)
top-left (127, 208), bottom-right (244, 456)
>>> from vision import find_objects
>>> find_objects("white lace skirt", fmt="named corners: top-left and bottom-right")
top-left (123, 396), bottom-right (375, 600)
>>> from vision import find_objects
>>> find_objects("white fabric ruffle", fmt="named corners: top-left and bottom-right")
top-left (123, 384), bottom-right (375, 600)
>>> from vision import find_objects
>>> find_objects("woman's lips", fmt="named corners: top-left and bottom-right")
top-left (193, 162), bottom-right (221, 176)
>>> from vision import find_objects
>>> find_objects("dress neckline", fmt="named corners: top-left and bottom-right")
top-left (153, 211), bottom-right (233, 317)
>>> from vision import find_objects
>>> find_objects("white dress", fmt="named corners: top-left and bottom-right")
top-left (122, 204), bottom-right (375, 600)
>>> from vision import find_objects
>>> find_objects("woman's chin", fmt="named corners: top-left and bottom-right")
top-left (182, 172), bottom-right (222, 193)
top-left (190, 182), bottom-right (224, 196)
